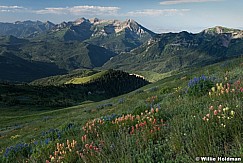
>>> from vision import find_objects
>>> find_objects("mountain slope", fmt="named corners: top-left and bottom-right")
top-left (0, 51), bottom-right (65, 82)
top-left (0, 35), bottom-right (116, 82)
top-left (20, 41), bottom-right (117, 70)
top-left (103, 26), bottom-right (243, 73)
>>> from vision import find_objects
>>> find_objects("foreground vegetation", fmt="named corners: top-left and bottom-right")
top-left (0, 57), bottom-right (243, 162)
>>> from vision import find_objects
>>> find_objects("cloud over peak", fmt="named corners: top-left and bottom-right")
top-left (35, 6), bottom-right (120, 16)
top-left (160, 0), bottom-right (222, 5)
top-left (0, 5), bottom-right (25, 12)
top-left (127, 9), bottom-right (190, 16)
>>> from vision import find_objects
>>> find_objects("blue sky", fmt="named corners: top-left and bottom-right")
top-left (0, 0), bottom-right (242, 33)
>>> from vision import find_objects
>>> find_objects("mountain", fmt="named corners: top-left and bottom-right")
top-left (20, 40), bottom-right (117, 70)
top-left (0, 18), bottom-right (155, 82)
top-left (1, 19), bottom-right (243, 83)
top-left (103, 26), bottom-right (243, 73)
top-left (37, 18), bottom-right (155, 53)
top-left (0, 20), bottom-right (55, 38)
top-left (0, 35), bottom-right (116, 82)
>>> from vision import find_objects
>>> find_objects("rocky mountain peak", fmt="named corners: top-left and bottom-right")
top-left (73, 17), bottom-right (89, 25)
top-left (203, 26), bottom-right (240, 35)
top-left (89, 18), bottom-right (100, 24)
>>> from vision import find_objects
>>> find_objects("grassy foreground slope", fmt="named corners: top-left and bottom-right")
top-left (0, 57), bottom-right (243, 162)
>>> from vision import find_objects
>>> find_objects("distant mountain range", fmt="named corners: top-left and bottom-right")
top-left (0, 20), bottom-right (55, 38)
top-left (103, 26), bottom-right (243, 73)
top-left (0, 18), bottom-right (243, 82)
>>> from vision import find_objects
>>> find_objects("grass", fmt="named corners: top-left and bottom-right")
top-left (65, 70), bottom-right (108, 84)
top-left (131, 70), bottom-right (175, 83)
top-left (1, 57), bottom-right (243, 162)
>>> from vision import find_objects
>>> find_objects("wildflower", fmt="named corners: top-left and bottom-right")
top-left (218, 105), bottom-right (223, 110)
top-left (225, 107), bottom-right (229, 111)
top-left (209, 92), bottom-right (212, 96)
top-left (151, 108), bottom-right (155, 113)
top-left (237, 80), bottom-right (240, 85)
top-left (54, 151), bottom-right (58, 156)
top-left (202, 117), bottom-right (207, 121)
top-left (206, 114), bottom-right (210, 118)
top-left (227, 83), bottom-right (230, 88)
top-left (214, 110), bottom-right (218, 116)
top-left (230, 111), bottom-right (235, 116)
top-left (89, 144), bottom-right (93, 150)
top-left (79, 152), bottom-right (84, 158)
top-left (209, 106), bottom-right (214, 111)
top-left (135, 124), bottom-right (139, 129)
top-left (94, 147), bottom-right (99, 152)
top-left (51, 156), bottom-right (55, 161)
top-left (67, 139), bottom-right (70, 145)
top-left (221, 90), bottom-right (224, 94)
top-left (220, 83), bottom-right (223, 88)
top-left (231, 89), bottom-right (235, 93)
top-left (221, 124), bottom-right (226, 128)
top-left (156, 108), bottom-right (159, 113)
top-left (82, 135), bottom-right (87, 142)
top-left (240, 87), bottom-right (243, 92)
top-left (211, 87), bottom-right (216, 92)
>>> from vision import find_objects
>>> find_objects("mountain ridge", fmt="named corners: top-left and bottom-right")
top-left (103, 27), bottom-right (243, 73)
top-left (1, 17), bottom-right (243, 82)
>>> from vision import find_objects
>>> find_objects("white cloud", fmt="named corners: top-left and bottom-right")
top-left (160, 0), bottom-right (222, 5)
top-left (35, 6), bottom-right (120, 16)
top-left (0, 5), bottom-right (26, 12)
top-left (0, 6), bottom-right (24, 9)
top-left (127, 9), bottom-right (190, 16)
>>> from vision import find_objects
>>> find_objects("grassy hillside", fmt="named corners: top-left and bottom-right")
top-left (0, 57), bottom-right (243, 162)
top-left (30, 69), bottom-right (99, 86)
top-left (0, 69), bottom-right (149, 107)
top-left (65, 70), bottom-right (108, 84)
